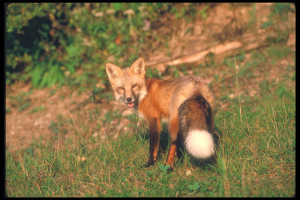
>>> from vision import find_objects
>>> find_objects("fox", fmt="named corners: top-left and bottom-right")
top-left (106, 57), bottom-right (216, 169)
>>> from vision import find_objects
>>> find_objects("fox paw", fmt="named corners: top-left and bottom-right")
top-left (164, 164), bottom-right (174, 173)
top-left (144, 160), bottom-right (154, 168)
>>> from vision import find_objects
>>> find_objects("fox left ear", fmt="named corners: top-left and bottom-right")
top-left (130, 57), bottom-right (145, 75)
top-left (106, 63), bottom-right (123, 80)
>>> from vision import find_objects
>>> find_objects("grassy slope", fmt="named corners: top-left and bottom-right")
top-left (6, 94), bottom-right (295, 197)
top-left (6, 50), bottom-right (295, 197)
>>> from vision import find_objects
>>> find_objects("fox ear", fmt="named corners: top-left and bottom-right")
top-left (106, 63), bottom-right (123, 80)
top-left (130, 57), bottom-right (145, 75)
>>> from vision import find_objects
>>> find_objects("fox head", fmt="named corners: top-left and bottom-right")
top-left (106, 57), bottom-right (147, 108)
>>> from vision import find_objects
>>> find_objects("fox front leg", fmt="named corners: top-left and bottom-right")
top-left (165, 114), bottom-right (180, 170)
top-left (144, 117), bottom-right (161, 168)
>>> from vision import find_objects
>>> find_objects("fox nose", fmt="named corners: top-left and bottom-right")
top-left (126, 98), bottom-right (132, 102)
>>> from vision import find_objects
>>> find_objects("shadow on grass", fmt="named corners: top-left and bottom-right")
top-left (135, 121), bottom-right (223, 171)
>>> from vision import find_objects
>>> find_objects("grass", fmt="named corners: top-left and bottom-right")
top-left (6, 48), bottom-right (295, 198)
top-left (216, 92), bottom-right (295, 197)
top-left (6, 75), bottom-right (295, 197)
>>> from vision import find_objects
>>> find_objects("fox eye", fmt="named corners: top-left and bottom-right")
top-left (119, 86), bottom-right (124, 90)
top-left (132, 84), bottom-right (138, 88)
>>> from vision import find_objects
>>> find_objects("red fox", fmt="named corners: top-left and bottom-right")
top-left (106, 57), bottom-right (216, 169)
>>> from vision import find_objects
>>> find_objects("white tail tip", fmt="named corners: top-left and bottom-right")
top-left (185, 130), bottom-right (215, 159)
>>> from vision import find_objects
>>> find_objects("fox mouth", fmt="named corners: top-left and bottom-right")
top-left (126, 101), bottom-right (136, 108)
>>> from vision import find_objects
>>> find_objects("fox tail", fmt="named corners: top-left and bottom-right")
top-left (178, 94), bottom-right (216, 159)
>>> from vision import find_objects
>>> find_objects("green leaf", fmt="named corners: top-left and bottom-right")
top-left (146, 170), bottom-right (153, 176)
top-left (65, 63), bottom-right (75, 74)
top-left (188, 182), bottom-right (200, 191)
top-left (158, 163), bottom-right (170, 172)
top-left (113, 3), bottom-right (123, 11)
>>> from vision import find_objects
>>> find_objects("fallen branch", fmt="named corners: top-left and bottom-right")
top-left (145, 26), bottom-right (279, 72)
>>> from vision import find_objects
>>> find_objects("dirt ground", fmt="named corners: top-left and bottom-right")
top-left (6, 3), bottom-right (295, 153)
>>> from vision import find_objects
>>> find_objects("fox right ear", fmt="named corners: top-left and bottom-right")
top-left (130, 57), bottom-right (145, 76)
top-left (106, 63), bottom-right (123, 80)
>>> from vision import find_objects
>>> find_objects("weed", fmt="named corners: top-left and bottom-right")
top-left (179, 64), bottom-right (188, 75)
top-left (247, 3), bottom-right (257, 28)
top-left (199, 5), bottom-right (209, 20)
top-left (270, 3), bottom-right (294, 18)
top-left (188, 181), bottom-right (201, 192)
top-left (261, 20), bottom-right (274, 29)
top-left (8, 91), bottom-right (32, 112)
top-left (31, 106), bottom-right (45, 113)
top-left (146, 68), bottom-right (162, 79)
top-left (222, 52), bottom-right (245, 69)
top-left (266, 45), bottom-right (292, 60)
top-left (205, 53), bottom-right (217, 69)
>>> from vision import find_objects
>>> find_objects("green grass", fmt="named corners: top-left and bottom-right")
top-left (6, 86), bottom-right (295, 197)
top-left (8, 91), bottom-right (32, 112)
top-left (6, 42), bottom-right (295, 197)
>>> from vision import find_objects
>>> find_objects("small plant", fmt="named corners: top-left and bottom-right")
top-left (247, 3), bottom-right (257, 28)
top-left (188, 182), bottom-right (201, 192)
top-left (199, 5), bottom-right (209, 19)
top-left (158, 163), bottom-right (171, 173)
top-left (266, 45), bottom-right (292, 60)
top-left (270, 3), bottom-right (294, 18)
top-left (8, 91), bottom-right (32, 112)
top-left (146, 68), bottom-right (162, 79)
top-left (31, 105), bottom-right (45, 113)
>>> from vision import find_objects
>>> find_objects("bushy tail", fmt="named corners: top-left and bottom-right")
top-left (178, 94), bottom-right (216, 159)
top-left (184, 130), bottom-right (215, 159)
